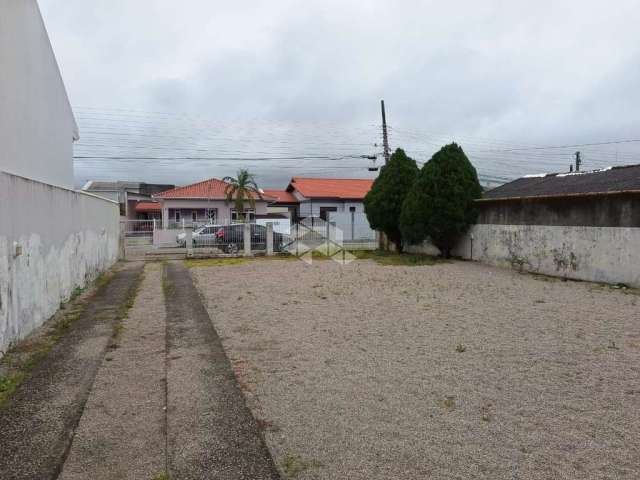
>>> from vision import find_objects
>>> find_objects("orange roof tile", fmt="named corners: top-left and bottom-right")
top-left (154, 178), bottom-right (274, 201)
top-left (287, 177), bottom-right (374, 200)
top-left (262, 189), bottom-right (299, 203)
top-left (135, 201), bottom-right (161, 212)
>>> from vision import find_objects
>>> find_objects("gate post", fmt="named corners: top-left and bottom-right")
top-left (326, 220), bottom-right (331, 256)
top-left (243, 222), bottom-right (252, 257)
top-left (185, 226), bottom-right (193, 249)
top-left (266, 222), bottom-right (274, 256)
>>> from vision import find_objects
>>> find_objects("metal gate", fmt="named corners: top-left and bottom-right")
top-left (121, 220), bottom-right (157, 258)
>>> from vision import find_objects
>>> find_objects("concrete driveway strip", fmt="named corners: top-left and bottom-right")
top-left (0, 262), bottom-right (144, 480)
top-left (164, 260), bottom-right (281, 480)
top-left (59, 262), bottom-right (167, 480)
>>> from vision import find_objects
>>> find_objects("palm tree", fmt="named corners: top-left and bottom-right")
top-left (222, 169), bottom-right (261, 223)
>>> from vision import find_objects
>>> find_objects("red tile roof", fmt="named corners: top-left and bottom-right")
top-left (135, 201), bottom-right (160, 212)
top-left (262, 189), bottom-right (299, 203)
top-left (287, 177), bottom-right (374, 200)
top-left (154, 178), bottom-right (275, 201)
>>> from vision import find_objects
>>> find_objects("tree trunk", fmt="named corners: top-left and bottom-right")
top-left (389, 232), bottom-right (403, 254)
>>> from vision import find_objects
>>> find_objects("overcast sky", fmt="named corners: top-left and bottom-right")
top-left (39, 0), bottom-right (640, 188)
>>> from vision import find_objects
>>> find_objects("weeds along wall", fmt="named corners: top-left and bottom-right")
top-left (0, 171), bottom-right (120, 354)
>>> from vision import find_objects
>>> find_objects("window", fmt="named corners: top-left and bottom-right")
top-left (175, 210), bottom-right (181, 222)
top-left (349, 206), bottom-right (356, 213)
top-left (231, 208), bottom-right (255, 222)
top-left (191, 211), bottom-right (197, 222)
top-left (206, 208), bottom-right (217, 223)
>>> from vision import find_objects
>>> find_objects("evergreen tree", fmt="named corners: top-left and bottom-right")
top-left (363, 148), bottom-right (418, 252)
top-left (400, 143), bottom-right (482, 257)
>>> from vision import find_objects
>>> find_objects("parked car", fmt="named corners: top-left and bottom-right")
top-left (177, 224), bottom-right (286, 253)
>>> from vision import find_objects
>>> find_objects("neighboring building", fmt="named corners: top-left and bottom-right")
top-left (81, 181), bottom-right (174, 218)
top-left (134, 201), bottom-right (162, 221)
top-left (153, 178), bottom-right (276, 226)
top-left (261, 189), bottom-right (299, 220)
top-left (0, 1), bottom-right (120, 353)
top-left (0, 0), bottom-right (79, 189)
top-left (284, 177), bottom-right (374, 220)
top-left (452, 165), bottom-right (640, 286)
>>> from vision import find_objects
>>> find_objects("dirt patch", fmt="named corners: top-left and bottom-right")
top-left (193, 258), bottom-right (640, 480)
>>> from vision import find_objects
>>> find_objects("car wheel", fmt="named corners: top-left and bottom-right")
top-left (226, 243), bottom-right (239, 254)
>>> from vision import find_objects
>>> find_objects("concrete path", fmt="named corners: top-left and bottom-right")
top-left (0, 262), bottom-right (145, 480)
top-left (59, 263), bottom-right (167, 480)
top-left (164, 260), bottom-right (280, 480)
top-left (0, 260), bottom-right (280, 479)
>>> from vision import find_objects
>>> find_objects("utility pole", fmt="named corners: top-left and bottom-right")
top-left (380, 99), bottom-right (390, 164)
top-left (575, 151), bottom-right (581, 172)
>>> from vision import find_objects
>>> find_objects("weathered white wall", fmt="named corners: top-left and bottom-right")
top-left (298, 200), bottom-right (365, 218)
top-left (0, 172), bottom-right (120, 354)
top-left (0, 0), bottom-right (78, 189)
top-left (408, 224), bottom-right (640, 287)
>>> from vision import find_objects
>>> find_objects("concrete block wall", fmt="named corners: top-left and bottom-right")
top-left (0, 171), bottom-right (120, 354)
top-left (407, 224), bottom-right (640, 288)
top-left (454, 224), bottom-right (640, 287)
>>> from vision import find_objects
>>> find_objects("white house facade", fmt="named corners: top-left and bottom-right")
top-left (153, 178), bottom-right (275, 226)
top-left (0, 0), bottom-right (79, 190)
top-left (283, 177), bottom-right (374, 221)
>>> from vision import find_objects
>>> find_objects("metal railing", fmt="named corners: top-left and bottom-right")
top-left (121, 219), bottom-right (161, 237)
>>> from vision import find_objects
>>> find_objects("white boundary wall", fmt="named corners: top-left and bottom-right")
top-left (455, 224), bottom-right (640, 287)
top-left (0, 171), bottom-right (120, 354)
top-left (408, 224), bottom-right (640, 287)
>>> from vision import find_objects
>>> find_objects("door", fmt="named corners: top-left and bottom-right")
top-left (319, 206), bottom-right (337, 221)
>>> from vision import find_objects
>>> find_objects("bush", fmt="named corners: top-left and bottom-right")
top-left (400, 143), bottom-right (482, 257)
top-left (363, 148), bottom-right (418, 252)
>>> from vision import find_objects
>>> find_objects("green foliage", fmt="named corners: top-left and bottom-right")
top-left (363, 148), bottom-right (418, 252)
top-left (400, 143), bottom-right (482, 257)
top-left (0, 371), bottom-right (26, 406)
top-left (222, 169), bottom-right (260, 222)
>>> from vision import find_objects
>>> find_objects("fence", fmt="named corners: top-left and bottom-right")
top-left (121, 214), bottom-right (376, 257)
top-left (122, 219), bottom-right (160, 237)
top-left (327, 211), bottom-right (377, 249)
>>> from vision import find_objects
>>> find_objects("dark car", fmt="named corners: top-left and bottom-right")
top-left (187, 223), bottom-right (286, 253)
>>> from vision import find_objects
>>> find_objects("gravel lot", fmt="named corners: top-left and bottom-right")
top-left (192, 258), bottom-right (640, 480)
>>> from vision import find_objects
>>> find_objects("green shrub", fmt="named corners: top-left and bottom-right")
top-left (363, 148), bottom-right (418, 252)
top-left (400, 143), bottom-right (482, 257)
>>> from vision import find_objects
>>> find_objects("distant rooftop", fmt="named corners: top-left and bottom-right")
top-left (82, 181), bottom-right (174, 195)
top-left (287, 177), bottom-right (374, 200)
top-left (154, 178), bottom-right (276, 201)
top-left (482, 164), bottom-right (640, 201)
top-left (262, 189), bottom-right (299, 204)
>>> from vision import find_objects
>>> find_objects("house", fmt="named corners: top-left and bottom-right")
top-left (81, 181), bottom-right (174, 218)
top-left (261, 189), bottom-right (299, 220)
top-left (452, 164), bottom-right (640, 286)
top-left (0, 1), bottom-right (120, 353)
top-left (283, 177), bottom-right (374, 220)
top-left (152, 177), bottom-right (276, 226)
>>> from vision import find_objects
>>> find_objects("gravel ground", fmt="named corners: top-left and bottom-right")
top-left (192, 258), bottom-right (640, 480)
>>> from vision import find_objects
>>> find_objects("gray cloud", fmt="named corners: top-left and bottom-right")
top-left (38, 0), bottom-right (640, 187)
